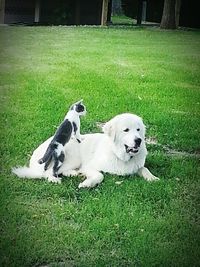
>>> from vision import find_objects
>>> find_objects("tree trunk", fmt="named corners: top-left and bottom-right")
top-left (175, 0), bottom-right (181, 28)
top-left (160, 0), bottom-right (176, 29)
top-left (0, 0), bottom-right (5, 24)
top-left (107, 0), bottom-right (112, 24)
top-left (137, 0), bottom-right (143, 25)
top-left (101, 0), bottom-right (109, 26)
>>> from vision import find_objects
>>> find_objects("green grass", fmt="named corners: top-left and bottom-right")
top-left (0, 25), bottom-right (200, 267)
top-left (111, 15), bottom-right (136, 25)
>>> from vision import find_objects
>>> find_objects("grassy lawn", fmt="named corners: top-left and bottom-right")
top-left (111, 15), bottom-right (136, 25)
top-left (0, 25), bottom-right (200, 267)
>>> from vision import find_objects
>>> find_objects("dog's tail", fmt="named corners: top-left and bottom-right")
top-left (12, 166), bottom-right (43, 179)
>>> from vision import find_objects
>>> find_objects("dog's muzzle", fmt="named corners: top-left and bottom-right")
top-left (124, 144), bottom-right (139, 154)
top-left (124, 138), bottom-right (142, 155)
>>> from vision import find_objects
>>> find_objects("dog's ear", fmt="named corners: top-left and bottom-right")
top-left (138, 117), bottom-right (146, 138)
top-left (103, 119), bottom-right (116, 142)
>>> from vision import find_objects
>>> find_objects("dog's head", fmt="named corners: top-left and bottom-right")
top-left (103, 113), bottom-right (146, 161)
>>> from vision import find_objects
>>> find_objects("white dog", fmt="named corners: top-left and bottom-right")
top-left (12, 113), bottom-right (159, 187)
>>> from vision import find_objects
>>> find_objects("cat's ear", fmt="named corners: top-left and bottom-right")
top-left (70, 99), bottom-right (84, 111)
top-left (73, 99), bottom-right (83, 106)
top-left (77, 99), bottom-right (83, 104)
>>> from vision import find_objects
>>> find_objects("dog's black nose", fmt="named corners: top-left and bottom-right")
top-left (135, 138), bottom-right (142, 147)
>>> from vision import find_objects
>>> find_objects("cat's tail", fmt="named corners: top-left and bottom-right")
top-left (12, 166), bottom-right (43, 179)
top-left (38, 145), bottom-right (53, 164)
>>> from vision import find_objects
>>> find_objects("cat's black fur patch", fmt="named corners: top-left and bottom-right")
top-left (52, 151), bottom-right (65, 177)
top-left (72, 121), bottom-right (77, 134)
top-left (54, 119), bottom-right (73, 146)
top-left (72, 121), bottom-right (81, 143)
top-left (75, 104), bottom-right (85, 113)
top-left (38, 119), bottom-right (72, 175)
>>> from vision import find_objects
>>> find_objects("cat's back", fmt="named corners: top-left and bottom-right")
top-left (53, 119), bottom-right (72, 143)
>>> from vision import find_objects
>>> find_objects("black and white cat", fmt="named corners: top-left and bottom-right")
top-left (38, 100), bottom-right (86, 177)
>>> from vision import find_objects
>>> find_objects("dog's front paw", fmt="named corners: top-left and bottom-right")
top-left (78, 179), bottom-right (94, 189)
top-left (146, 175), bottom-right (160, 182)
top-left (138, 167), bottom-right (160, 182)
top-left (62, 170), bottom-right (79, 177)
top-left (47, 176), bottom-right (61, 184)
top-left (78, 181), bottom-right (90, 189)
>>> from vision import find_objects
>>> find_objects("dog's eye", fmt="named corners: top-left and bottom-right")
top-left (137, 128), bottom-right (140, 131)
top-left (123, 128), bottom-right (129, 132)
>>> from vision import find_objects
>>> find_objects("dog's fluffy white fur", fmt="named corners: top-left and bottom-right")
top-left (12, 113), bottom-right (159, 187)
